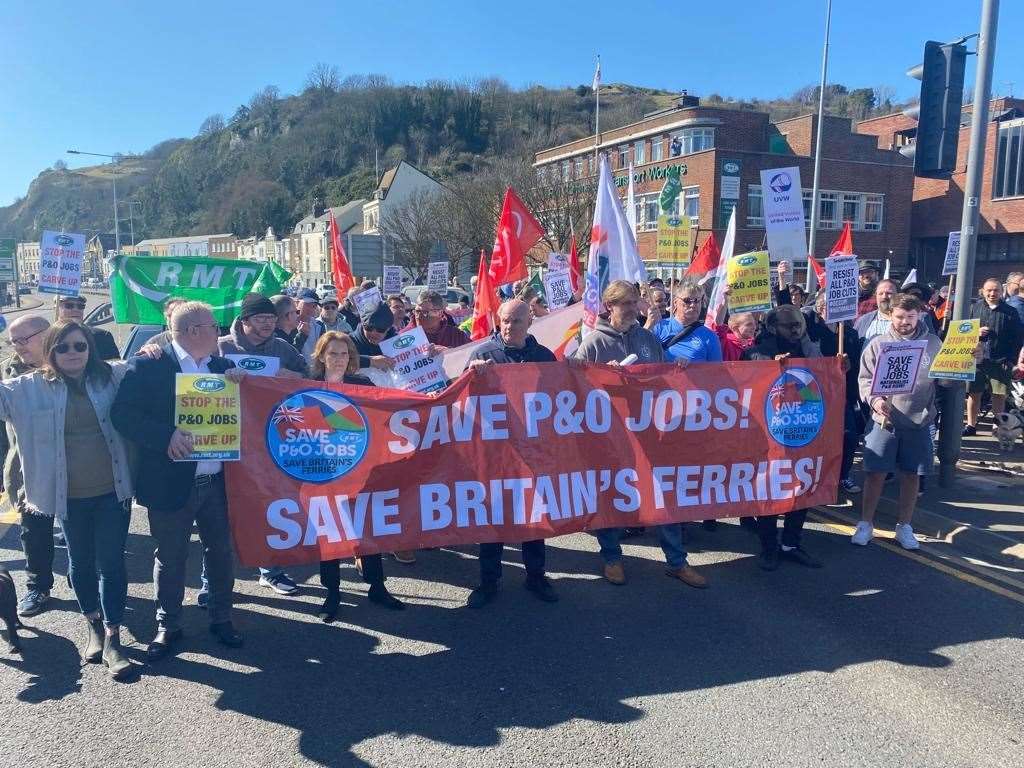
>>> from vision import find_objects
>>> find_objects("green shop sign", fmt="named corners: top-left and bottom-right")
top-left (614, 163), bottom-right (687, 188)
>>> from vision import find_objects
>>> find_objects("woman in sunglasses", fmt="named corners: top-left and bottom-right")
top-left (308, 331), bottom-right (404, 622)
top-left (0, 320), bottom-right (135, 679)
top-left (55, 295), bottom-right (120, 359)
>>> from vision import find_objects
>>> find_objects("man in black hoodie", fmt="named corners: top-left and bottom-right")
top-left (462, 300), bottom-right (559, 607)
top-left (351, 302), bottom-right (398, 370)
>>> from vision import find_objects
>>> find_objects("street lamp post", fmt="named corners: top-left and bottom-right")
top-left (67, 150), bottom-right (124, 255)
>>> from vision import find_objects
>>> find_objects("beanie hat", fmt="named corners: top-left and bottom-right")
top-left (360, 302), bottom-right (394, 330)
top-left (239, 293), bottom-right (276, 319)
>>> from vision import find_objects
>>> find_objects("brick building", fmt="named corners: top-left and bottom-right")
top-left (534, 95), bottom-right (915, 272)
top-left (857, 97), bottom-right (1024, 288)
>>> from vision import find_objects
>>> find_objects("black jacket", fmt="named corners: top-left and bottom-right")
top-left (465, 333), bottom-right (556, 366)
top-left (93, 327), bottom-right (120, 360)
top-left (111, 344), bottom-right (234, 510)
top-left (805, 311), bottom-right (862, 406)
top-left (743, 330), bottom-right (822, 361)
top-left (351, 324), bottom-right (397, 368)
top-left (969, 299), bottom-right (1023, 363)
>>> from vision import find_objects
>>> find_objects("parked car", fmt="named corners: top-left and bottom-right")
top-left (84, 301), bottom-right (114, 326)
top-left (121, 325), bottom-right (163, 359)
top-left (17, 285), bottom-right (32, 295)
top-left (401, 285), bottom-right (470, 312)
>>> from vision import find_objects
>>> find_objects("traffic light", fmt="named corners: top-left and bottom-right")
top-left (900, 41), bottom-right (968, 178)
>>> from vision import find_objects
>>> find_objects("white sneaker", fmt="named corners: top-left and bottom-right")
top-left (850, 521), bottom-right (874, 546)
top-left (894, 523), bottom-right (920, 551)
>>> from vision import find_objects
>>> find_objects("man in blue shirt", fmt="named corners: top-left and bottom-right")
top-left (1005, 272), bottom-right (1024, 324)
top-left (650, 279), bottom-right (723, 364)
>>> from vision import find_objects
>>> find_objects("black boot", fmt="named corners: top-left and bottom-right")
top-left (318, 589), bottom-right (341, 623)
top-left (368, 583), bottom-right (404, 610)
top-left (84, 615), bottom-right (104, 663)
top-left (102, 632), bottom-right (134, 681)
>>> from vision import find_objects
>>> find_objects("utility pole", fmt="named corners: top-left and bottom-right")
top-left (805, 0), bottom-right (833, 292)
top-left (939, 0), bottom-right (999, 487)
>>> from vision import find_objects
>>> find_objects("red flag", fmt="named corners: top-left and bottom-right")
top-left (488, 188), bottom-right (543, 286)
top-left (685, 232), bottom-right (721, 276)
top-left (568, 228), bottom-right (581, 293)
top-left (808, 254), bottom-right (826, 284)
top-left (830, 221), bottom-right (854, 256)
top-left (471, 250), bottom-right (500, 341)
top-left (328, 209), bottom-right (355, 294)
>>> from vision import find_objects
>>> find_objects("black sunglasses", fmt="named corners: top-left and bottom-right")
top-left (366, 325), bottom-right (390, 334)
top-left (60, 299), bottom-right (87, 308)
top-left (54, 341), bottom-right (88, 354)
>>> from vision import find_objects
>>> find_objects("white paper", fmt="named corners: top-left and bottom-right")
top-left (39, 230), bottom-right (86, 296)
top-left (543, 271), bottom-right (573, 309)
top-left (426, 261), bottom-right (449, 292)
top-left (225, 354), bottom-right (280, 377)
top-left (379, 325), bottom-right (448, 394)
top-left (823, 255), bottom-right (859, 324)
top-left (352, 286), bottom-right (383, 316)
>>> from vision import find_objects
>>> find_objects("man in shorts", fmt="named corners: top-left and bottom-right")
top-left (853, 294), bottom-right (970, 550)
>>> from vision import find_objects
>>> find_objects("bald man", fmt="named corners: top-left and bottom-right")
top-left (463, 299), bottom-right (559, 607)
top-left (3, 315), bottom-right (55, 616)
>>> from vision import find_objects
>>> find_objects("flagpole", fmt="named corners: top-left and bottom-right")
top-left (594, 55), bottom-right (601, 161)
top-left (805, 0), bottom-right (833, 293)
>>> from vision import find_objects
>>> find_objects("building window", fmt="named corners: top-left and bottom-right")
top-left (634, 140), bottom-right (645, 165)
top-left (561, 159), bottom-right (571, 179)
top-left (818, 192), bottom-right (839, 229)
top-left (672, 127), bottom-right (715, 156)
top-left (747, 185), bottom-right (764, 227)
top-left (842, 193), bottom-right (862, 227)
top-left (618, 145), bottom-right (629, 168)
top-left (651, 137), bottom-right (664, 162)
top-left (642, 194), bottom-right (660, 232)
top-left (802, 189), bottom-right (813, 222)
top-left (574, 157), bottom-right (584, 177)
top-left (993, 119), bottom-right (1024, 199)
top-left (673, 186), bottom-right (700, 228)
top-left (864, 194), bottom-right (883, 231)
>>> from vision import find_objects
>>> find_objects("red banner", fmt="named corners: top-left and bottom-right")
top-left (225, 359), bottom-right (844, 566)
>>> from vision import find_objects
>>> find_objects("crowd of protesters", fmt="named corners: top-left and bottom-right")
top-left (1, 261), bottom-right (1022, 681)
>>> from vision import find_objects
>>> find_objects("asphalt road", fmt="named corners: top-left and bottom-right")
top-left (1, 513), bottom-right (1022, 768)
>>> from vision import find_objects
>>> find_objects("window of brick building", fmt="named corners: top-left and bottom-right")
top-left (634, 140), bottom-right (646, 165)
top-left (574, 157), bottom-right (584, 177)
top-left (818, 192), bottom-right (839, 229)
top-left (863, 195), bottom-right (883, 231)
top-left (842, 193), bottom-right (862, 226)
top-left (747, 185), bottom-right (764, 226)
top-left (651, 137), bottom-right (664, 162)
top-left (618, 145), bottom-right (629, 168)
top-left (993, 119), bottom-right (1023, 199)
top-left (672, 127), bottom-right (715, 156)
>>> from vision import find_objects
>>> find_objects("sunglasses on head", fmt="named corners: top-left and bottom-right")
top-left (54, 341), bottom-right (88, 354)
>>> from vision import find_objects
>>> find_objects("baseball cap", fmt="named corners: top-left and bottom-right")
top-left (298, 288), bottom-right (321, 305)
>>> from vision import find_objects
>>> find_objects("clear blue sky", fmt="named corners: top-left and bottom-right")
top-left (2, 0), bottom-right (1020, 207)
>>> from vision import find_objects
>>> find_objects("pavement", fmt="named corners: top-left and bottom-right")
top-left (1, 508), bottom-right (1022, 767)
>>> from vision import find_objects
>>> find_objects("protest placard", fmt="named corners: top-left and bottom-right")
top-left (547, 252), bottom-right (569, 272)
top-left (543, 270), bottom-right (573, 309)
top-left (352, 286), bottom-right (383, 316)
top-left (174, 374), bottom-right (241, 461)
top-left (726, 250), bottom-right (772, 313)
top-left (941, 231), bottom-right (961, 277)
top-left (379, 325), bottom-right (448, 394)
top-left (225, 354), bottom-right (280, 377)
top-left (382, 265), bottom-right (402, 295)
top-left (760, 167), bottom-right (807, 265)
top-left (226, 358), bottom-right (844, 565)
top-left (869, 340), bottom-right (928, 397)
top-left (427, 261), bottom-right (449, 291)
top-left (929, 319), bottom-right (980, 381)
top-left (39, 230), bottom-right (86, 296)
top-left (656, 214), bottom-right (691, 266)
top-left (824, 255), bottom-right (859, 324)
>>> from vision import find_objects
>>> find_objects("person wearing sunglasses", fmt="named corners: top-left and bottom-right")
top-left (2, 316), bottom-right (56, 618)
top-left (743, 304), bottom-right (824, 572)
top-left (0, 320), bottom-right (136, 679)
top-left (651, 280), bottom-right (722, 365)
top-left (55, 295), bottom-right (120, 360)
top-left (406, 289), bottom-right (470, 350)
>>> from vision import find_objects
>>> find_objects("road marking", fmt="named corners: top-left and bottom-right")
top-left (810, 508), bottom-right (1024, 607)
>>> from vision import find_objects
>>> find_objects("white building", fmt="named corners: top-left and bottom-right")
top-left (362, 161), bottom-right (444, 234)
top-left (132, 233), bottom-right (236, 258)
top-left (16, 242), bottom-right (40, 282)
top-left (292, 199), bottom-right (365, 286)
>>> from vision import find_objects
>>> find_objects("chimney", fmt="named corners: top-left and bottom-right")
top-left (677, 91), bottom-right (700, 108)
top-left (312, 197), bottom-right (325, 218)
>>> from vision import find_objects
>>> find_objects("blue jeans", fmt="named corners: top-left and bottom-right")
top-left (59, 493), bottom-right (131, 627)
top-left (596, 524), bottom-right (686, 569)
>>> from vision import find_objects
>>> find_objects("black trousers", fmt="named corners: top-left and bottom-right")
top-left (757, 510), bottom-right (808, 552)
top-left (320, 554), bottom-right (384, 593)
top-left (20, 509), bottom-right (55, 593)
top-left (479, 540), bottom-right (545, 584)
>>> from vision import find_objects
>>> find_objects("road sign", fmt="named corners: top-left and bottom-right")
top-left (0, 238), bottom-right (15, 283)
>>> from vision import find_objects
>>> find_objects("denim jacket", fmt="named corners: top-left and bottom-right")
top-left (0, 364), bottom-right (133, 519)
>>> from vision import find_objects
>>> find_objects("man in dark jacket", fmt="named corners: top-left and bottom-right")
top-left (405, 289), bottom-right (470, 348)
top-left (743, 305), bottom-right (824, 571)
top-left (462, 299), bottom-right (559, 608)
top-left (352, 302), bottom-right (398, 369)
top-left (965, 277), bottom-right (1024, 434)
top-left (112, 301), bottom-right (244, 660)
top-left (55, 295), bottom-right (119, 359)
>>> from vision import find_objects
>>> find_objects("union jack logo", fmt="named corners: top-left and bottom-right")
top-left (271, 404), bottom-right (304, 425)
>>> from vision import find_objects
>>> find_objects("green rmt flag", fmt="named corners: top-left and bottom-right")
top-left (110, 254), bottom-right (291, 326)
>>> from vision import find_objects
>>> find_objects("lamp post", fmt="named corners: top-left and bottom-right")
top-left (66, 150), bottom-right (124, 255)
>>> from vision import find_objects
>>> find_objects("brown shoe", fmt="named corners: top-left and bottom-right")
top-left (392, 550), bottom-right (416, 564)
top-left (603, 563), bottom-right (626, 585)
top-left (666, 565), bottom-right (708, 589)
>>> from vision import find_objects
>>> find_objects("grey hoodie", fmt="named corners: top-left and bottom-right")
top-left (858, 323), bottom-right (949, 429)
top-left (572, 317), bottom-right (665, 364)
top-left (218, 318), bottom-right (307, 374)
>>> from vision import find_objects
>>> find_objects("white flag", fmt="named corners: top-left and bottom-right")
top-left (583, 154), bottom-right (647, 329)
top-left (704, 207), bottom-right (737, 328)
top-left (883, 258), bottom-right (891, 280)
top-left (901, 268), bottom-right (918, 288)
top-left (592, 57), bottom-right (601, 91)
top-left (626, 162), bottom-right (637, 235)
